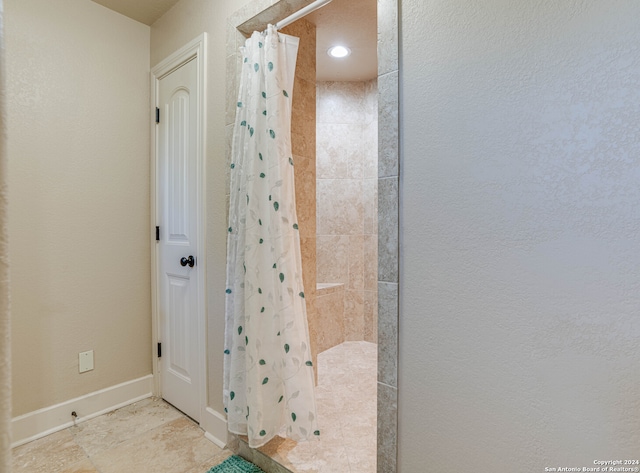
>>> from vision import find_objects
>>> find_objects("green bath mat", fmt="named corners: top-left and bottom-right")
top-left (206, 455), bottom-right (266, 473)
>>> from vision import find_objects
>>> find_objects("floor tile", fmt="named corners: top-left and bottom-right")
top-left (91, 417), bottom-right (222, 473)
top-left (12, 429), bottom-right (88, 473)
top-left (70, 397), bottom-right (184, 456)
top-left (59, 458), bottom-right (100, 473)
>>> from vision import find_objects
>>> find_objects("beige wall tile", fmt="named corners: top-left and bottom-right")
top-left (316, 289), bottom-right (346, 353)
top-left (316, 235), bottom-right (349, 284)
top-left (348, 235), bottom-right (365, 291)
top-left (317, 123), bottom-right (352, 179)
top-left (364, 178), bottom-right (378, 234)
top-left (364, 234), bottom-right (378, 291)
top-left (316, 80), bottom-right (378, 346)
top-left (344, 290), bottom-right (365, 340)
top-left (364, 290), bottom-right (378, 343)
top-left (317, 179), bottom-right (365, 236)
top-left (317, 81), bottom-right (366, 125)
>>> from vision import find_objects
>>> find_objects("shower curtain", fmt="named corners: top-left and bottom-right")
top-left (224, 25), bottom-right (319, 448)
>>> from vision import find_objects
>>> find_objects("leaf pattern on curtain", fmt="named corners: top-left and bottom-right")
top-left (224, 25), bottom-right (319, 448)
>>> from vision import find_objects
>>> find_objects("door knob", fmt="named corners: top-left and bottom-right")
top-left (180, 255), bottom-right (195, 267)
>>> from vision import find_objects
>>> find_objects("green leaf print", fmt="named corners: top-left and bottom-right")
top-left (238, 326), bottom-right (243, 335)
top-left (283, 90), bottom-right (289, 97)
top-left (262, 91), bottom-right (266, 99)
top-left (254, 63), bottom-right (259, 72)
top-left (291, 412), bottom-right (297, 422)
top-left (299, 292), bottom-right (305, 298)
top-left (237, 101), bottom-right (243, 107)
top-left (289, 157), bottom-right (294, 165)
top-left (226, 288), bottom-right (232, 294)
top-left (279, 272), bottom-right (284, 283)
top-left (259, 153), bottom-right (263, 160)
top-left (305, 361), bottom-right (313, 366)
top-left (230, 163), bottom-right (235, 169)
top-left (278, 395), bottom-right (284, 403)
top-left (284, 344), bottom-right (290, 353)
top-left (262, 377), bottom-right (269, 385)
top-left (259, 359), bottom-right (266, 365)
top-left (268, 62), bottom-right (273, 71)
top-left (224, 349), bottom-right (230, 354)
top-left (260, 307), bottom-right (265, 313)
top-left (260, 173), bottom-right (265, 178)
top-left (240, 120), bottom-right (246, 126)
top-left (230, 391), bottom-right (235, 400)
top-left (258, 287), bottom-right (262, 294)
top-left (260, 430), bottom-right (266, 436)
top-left (314, 430), bottom-right (320, 436)
top-left (269, 129), bottom-right (276, 139)
top-left (259, 238), bottom-right (264, 244)
top-left (293, 223), bottom-right (298, 230)
top-left (273, 201), bottom-right (279, 211)
top-left (228, 227), bottom-right (232, 232)
top-left (245, 336), bottom-right (248, 345)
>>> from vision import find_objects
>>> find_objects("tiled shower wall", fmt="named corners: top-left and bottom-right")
top-left (316, 80), bottom-right (378, 343)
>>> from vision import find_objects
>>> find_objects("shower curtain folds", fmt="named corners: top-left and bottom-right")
top-left (224, 25), bottom-right (319, 448)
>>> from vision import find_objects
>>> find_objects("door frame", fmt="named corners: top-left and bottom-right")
top-left (150, 33), bottom-right (208, 420)
top-left (228, 1), bottom-right (399, 470)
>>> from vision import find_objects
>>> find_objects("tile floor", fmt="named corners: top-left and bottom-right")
top-left (11, 398), bottom-right (233, 473)
top-left (251, 341), bottom-right (377, 473)
top-left (12, 341), bottom-right (376, 473)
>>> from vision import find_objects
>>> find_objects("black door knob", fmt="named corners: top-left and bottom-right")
top-left (180, 255), bottom-right (195, 267)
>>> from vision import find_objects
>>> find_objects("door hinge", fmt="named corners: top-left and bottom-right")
top-left (155, 107), bottom-right (160, 124)
top-left (157, 342), bottom-right (162, 358)
top-left (155, 226), bottom-right (160, 241)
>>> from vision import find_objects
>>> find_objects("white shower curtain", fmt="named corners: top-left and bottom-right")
top-left (224, 25), bottom-right (319, 448)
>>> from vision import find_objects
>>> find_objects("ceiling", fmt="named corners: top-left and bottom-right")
top-left (91, 0), bottom-right (181, 26)
top-left (90, 0), bottom-right (377, 82)
top-left (306, 0), bottom-right (377, 81)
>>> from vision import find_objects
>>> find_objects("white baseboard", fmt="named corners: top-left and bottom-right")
top-left (201, 406), bottom-right (228, 448)
top-left (11, 374), bottom-right (154, 448)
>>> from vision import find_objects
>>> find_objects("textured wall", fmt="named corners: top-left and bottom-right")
top-left (399, 0), bottom-right (640, 470)
top-left (6, 0), bottom-right (151, 416)
top-left (316, 80), bottom-right (378, 343)
top-left (0, 1), bottom-right (11, 468)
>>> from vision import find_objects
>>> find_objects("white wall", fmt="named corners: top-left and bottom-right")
top-left (399, 0), bottom-right (640, 470)
top-left (6, 0), bottom-right (151, 416)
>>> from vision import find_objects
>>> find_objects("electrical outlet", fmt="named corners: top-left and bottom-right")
top-left (79, 350), bottom-right (94, 373)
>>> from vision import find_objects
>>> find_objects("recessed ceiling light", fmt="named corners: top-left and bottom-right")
top-left (328, 46), bottom-right (351, 58)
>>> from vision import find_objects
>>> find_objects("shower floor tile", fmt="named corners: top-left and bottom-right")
top-left (256, 341), bottom-right (377, 473)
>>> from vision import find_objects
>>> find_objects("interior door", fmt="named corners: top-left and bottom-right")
top-left (157, 57), bottom-right (200, 422)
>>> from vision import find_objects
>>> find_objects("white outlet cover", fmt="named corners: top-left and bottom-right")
top-left (79, 350), bottom-right (94, 373)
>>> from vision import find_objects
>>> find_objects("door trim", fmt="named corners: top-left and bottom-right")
top-left (150, 33), bottom-right (208, 421)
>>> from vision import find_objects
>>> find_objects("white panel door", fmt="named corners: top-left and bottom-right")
top-left (157, 57), bottom-right (200, 421)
